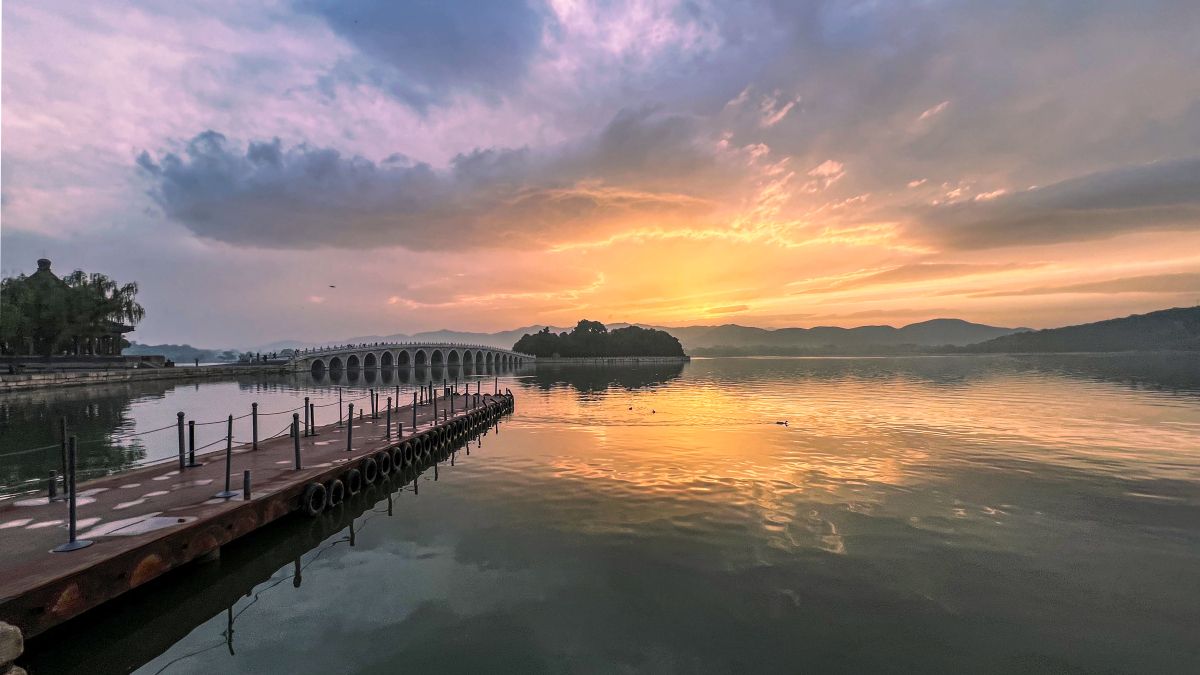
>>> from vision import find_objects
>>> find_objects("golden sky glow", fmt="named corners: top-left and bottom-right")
top-left (3, 0), bottom-right (1199, 345)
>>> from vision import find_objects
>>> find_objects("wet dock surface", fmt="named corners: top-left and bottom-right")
top-left (0, 391), bottom-right (513, 638)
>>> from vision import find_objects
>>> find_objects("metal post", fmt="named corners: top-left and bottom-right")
top-left (433, 390), bottom-right (437, 422)
top-left (413, 392), bottom-right (417, 431)
top-left (216, 415), bottom-right (238, 498)
top-left (49, 471), bottom-right (58, 500)
top-left (293, 413), bottom-right (302, 469)
top-left (53, 436), bottom-right (92, 552)
top-left (369, 389), bottom-right (374, 419)
top-left (177, 412), bottom-right (186, 470)
top-left (243, 470), bottom-right (251, 500)
top-left (252, 403), bottom-right (259, 450)
top-left (188, 420), bottom-right (201, 466)
top-left (338, 388), bottom-right (344, 428)
top-left (386, 398), bottom-right (392, 439)
top-left (347, 403), bottom-right (354, 451)
top-left (495, 376), bottom-right (498, 394)
top-left (59, 416), bottom-right (68, 495)
top-left (304, 396), bottom-right (311, 436)
top-left (310, 403), bottom-right (318, 436)
top-left (451, 389), bottom-right (454, 417)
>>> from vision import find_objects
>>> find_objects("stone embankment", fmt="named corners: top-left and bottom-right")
top-left (533, 356), bottom-right (690, 364)
top-left (0, 621), bottom-right (25, 675)
top-left (0, 365), bottom-right (289, 393)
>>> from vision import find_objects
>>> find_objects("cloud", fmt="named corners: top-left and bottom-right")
top-left (137, 108), bottom-right (739, 251)
top-left (912, 158), bottom-right (1200, 250)
top-left (968, 272), bottom-right (1200, 297)
top-left (917, 101), bottom-right (949, 121)
top-left (705, 304), bottom-right (750, 314)
top-left (792, 262), bottom-right (1038, 294)
top-left (297, 0), bottom-right (544, 110)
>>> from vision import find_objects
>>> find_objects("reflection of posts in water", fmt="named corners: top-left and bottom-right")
top-left (225, 606), bottom-right (234, 656)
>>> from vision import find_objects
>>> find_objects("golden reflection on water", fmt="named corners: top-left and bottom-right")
top-left (496, 358), bottom-right (1200, 560)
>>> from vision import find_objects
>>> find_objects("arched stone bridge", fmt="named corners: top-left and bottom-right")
top-left (291, 342), bottom-right (534, 375)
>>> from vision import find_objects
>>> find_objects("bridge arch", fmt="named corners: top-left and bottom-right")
top-left (486, 352), bottom-right (494, 365)
top-left (449, 349), bottom-right (462, 366)
top-left (347, 354), bottom-right (361, 369)
top-left (329, 356), bottom-right (344, 370)
top-left (310, 359), bottom-right (326, 376)
top-left (415, 349), bottom-right (427, 366)
top-left (380, 351), bottom-right (394, 368)
top-left (398, 350), bottom-right (411, 366)
top-left (364, 352), bottom-right (377, 368)
top-left (431, 349), bottom-right (444, 365)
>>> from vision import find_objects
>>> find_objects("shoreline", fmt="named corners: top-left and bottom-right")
top-left (0, 364), bottom-right (291, 393)
top-left (533, 356), bottom-right (690, 364)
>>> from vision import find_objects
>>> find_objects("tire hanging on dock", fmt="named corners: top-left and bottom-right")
top-left (326, 478), bottom-right (345, 507)
top-left (344, 468), bottom-right (362, 495)
top-left (301, 482), bottom-right (327, 517)
top-left (361, 457), bottom-right (378, 485)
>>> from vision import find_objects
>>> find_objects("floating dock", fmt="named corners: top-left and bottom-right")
top-left (0, 390), bottom-right (515, 639)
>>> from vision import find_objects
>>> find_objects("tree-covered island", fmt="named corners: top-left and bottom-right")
top-left (514, 320), bottom-right (685, 358)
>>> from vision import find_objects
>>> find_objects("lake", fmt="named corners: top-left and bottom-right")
top-left (6, 354), bottom-right (1200, 674)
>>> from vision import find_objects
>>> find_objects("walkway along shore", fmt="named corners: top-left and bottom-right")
top-left (0, 364), bottom-right (291, 393)
top-left (0, 386), bottom-right (515, 639)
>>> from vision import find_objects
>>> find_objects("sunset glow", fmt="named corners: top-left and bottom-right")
top-left (4, 0), bottom-right (1199, 345)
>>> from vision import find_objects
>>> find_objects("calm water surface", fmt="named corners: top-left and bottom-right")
top-left (7, 355), bottom-right (1200, 674)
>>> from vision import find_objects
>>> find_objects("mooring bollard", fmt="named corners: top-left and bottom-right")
top-left (293, 413), bottom-right (302, 469)
top-left (252, 402), bottom-right (259, 450)
top-left (304, 396), bottom-right (311, 436)
top-left (216, 415), bottom-right (238, 498)
top-left (52, 436), bottom-right (92, 552)
top-left (177, 412), bottom-right (186, 470)
top-left (386, 397), bottom-right (392, 439)
top-left (347, 403), bottom-right (354, 451)
top-left (369, 389), bottom-right (374, 419)
top-left (243, 470), bottom-right (251, 500)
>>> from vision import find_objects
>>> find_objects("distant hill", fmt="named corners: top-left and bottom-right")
top-left (959, 306), bottom-right (1200, 353)
top-left (125, 342), bottom-right (243, 363)
top-left (649, 319), bottom-right (1029, 351)
top-left (252, 319), bottom-right (1026, 355)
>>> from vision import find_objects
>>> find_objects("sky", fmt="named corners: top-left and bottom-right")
top-left (3, 0), bottom-right (1200, 347)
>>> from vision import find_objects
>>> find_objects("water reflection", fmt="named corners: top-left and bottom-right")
top-left (7, 355), bottom-right (1200, 674)
top-left (21, 430), bottom-right (496, 675)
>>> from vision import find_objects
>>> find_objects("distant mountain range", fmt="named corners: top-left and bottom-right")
top-left (249, 318), bottom-right (1030, 354)
top-left (136, 306), bottom-right (1200, 359)
top-left (957, 306), bottom-right (1200, 353)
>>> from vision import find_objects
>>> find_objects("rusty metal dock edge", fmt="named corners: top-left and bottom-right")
top-left (0, 393), bottom-right (515, 639)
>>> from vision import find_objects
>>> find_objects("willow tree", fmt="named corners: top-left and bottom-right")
top-left (0, 263), bottom-right (145, 356)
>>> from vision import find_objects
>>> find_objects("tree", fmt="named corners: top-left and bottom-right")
top-left (1, 264), bottom-right (145, 356)
top-left (513, 321), bottom-right (684, 357)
